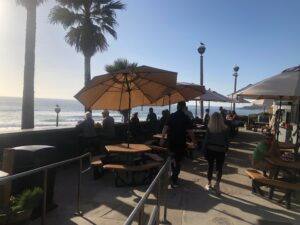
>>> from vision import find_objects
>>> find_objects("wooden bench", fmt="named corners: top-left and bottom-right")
top-left (144, 153), bottom-right (164, 162)
top-left (147, 145), bottom-right (167, 152)
top-left (90, 155), bottom-right (104, 179)
top-left (245, 169), bottom-right (300, 209)
top-left (103, 162), bottom-right (161, 186)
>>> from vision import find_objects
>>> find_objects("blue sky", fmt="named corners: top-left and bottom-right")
top-left (0, 0), bottom-right (299, 100)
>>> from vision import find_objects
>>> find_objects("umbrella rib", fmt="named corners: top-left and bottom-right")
top-left (131, 81), bottom-right (156, 105)
top-left (134, 73), bottom-right (177, 91)
top-left (118, 79), bottom-right (126, 111)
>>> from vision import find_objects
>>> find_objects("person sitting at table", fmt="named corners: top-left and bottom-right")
top-left (130, 112), bottom-right (142, 142)
top-left (252, 134), bottom-right (279, 176)
top-left (159, 109), bottom-right (170, 132)
top-left (231, 110), bottom-right (238, 120)
top-left (184, 106), bottom-right (194, 120)
top-left (203, 109), bottom-right (210, 128)
top-left (102, 110), bottom-right (115, 140)
top-left (76, 111), bottom-right (98, 154)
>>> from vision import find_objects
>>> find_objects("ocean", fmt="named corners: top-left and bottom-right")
top-left (0, 96), bottom-right (261, 132)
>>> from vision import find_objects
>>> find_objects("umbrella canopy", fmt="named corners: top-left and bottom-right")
top-left (75, 65), bottom-right (177, 110)
top-left (149, 82), bottom-right (205, 107)
top-left (195, 89), bottom-right (229, 102)
top-left (238, 65), bottom-right (300, 100)
top-left (252, 99), bottom-right (274, 108)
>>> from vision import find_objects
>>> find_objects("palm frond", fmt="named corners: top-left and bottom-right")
top-left (49, 6), bottom-right (80, 29)
top-left (56, 0), bottom-right (83, 10)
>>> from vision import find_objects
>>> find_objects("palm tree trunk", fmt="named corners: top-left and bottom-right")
top-left (21, 3), bottom-right (36, 129)
top-left (84, 55), bottom-right (91, 112)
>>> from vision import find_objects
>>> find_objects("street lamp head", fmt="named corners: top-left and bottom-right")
top-left (197, 42), bottom-right (206, 55)
top-left (233, 64), bottom-right (239, 73)
top-left (54, 104), bottom-right (61, 114)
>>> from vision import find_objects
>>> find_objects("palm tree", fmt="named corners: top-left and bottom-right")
top-left (105, 58), bottom-right (138, 123)
top-left (16, 0), bottom-right (47, 129)
top-left (49, 0), bottom-right (126, 87)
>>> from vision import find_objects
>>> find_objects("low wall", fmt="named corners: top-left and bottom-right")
top-left (0, 122), bottom-right (154, 163)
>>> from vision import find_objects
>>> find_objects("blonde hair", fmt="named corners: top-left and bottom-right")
top-left (207, 112), bottom-right (227, 133)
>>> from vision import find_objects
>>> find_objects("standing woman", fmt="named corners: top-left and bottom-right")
top-left (202, 112), bottom-right (229, 195)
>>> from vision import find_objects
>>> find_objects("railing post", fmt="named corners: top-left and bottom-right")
top-left (156, 177), bottom-right (161, 225)
top-left (42, 169), bottom-right (48, 225)
top-left (138, 204), bottom-right (144, 225)
top-left (75, 158), bottom-right (83, 216)
top-left (162, 160), bottom-right (170, 224)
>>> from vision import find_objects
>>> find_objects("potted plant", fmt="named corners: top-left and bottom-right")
top-left (0, 187), bottom-right (43, 225)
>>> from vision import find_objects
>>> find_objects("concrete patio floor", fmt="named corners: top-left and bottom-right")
top-left (31, 129), bottom-right (300, 225)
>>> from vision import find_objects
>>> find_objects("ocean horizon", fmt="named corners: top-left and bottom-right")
top-left (0, 96), bottom-right (261, 132)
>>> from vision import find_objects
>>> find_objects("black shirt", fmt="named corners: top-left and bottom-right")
top-left (166, 110), bottom-right (193, 149)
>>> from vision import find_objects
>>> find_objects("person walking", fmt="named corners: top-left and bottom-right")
top-left (160, 101), bottom-right (197, 188)
top-left (202, 112), bottom-right (229, 195)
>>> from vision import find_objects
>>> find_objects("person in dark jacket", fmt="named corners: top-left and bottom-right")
top-left (202, 112), bottom-right (229, 195)
top-left (160, 101), bottom-right (197, 188)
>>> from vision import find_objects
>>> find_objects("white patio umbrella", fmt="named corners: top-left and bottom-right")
top-left (194, 89), bottom-right (230, 116)
top-left (238, 65), bottom-right (300, 141)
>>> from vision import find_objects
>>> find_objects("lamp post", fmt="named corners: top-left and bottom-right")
top-left (54, 104), bottom-right (61, 127)
top-left (232, 64), bottom-right (239, 111)
top-left (198, 42), bottom-right (206, 118)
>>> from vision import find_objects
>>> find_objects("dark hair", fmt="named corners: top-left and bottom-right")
top-left (177, 101), bottom-right (186, 111)
top-left (205, 109), bottom-right (209, 112)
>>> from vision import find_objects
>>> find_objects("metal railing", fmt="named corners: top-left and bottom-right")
top-left (0, 152), bottom-right (92, 225)
top-left (124, 157), bottom-right (171, 225)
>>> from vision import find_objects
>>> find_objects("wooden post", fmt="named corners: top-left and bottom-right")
top-left (0, 148), bottom-right (15, 208)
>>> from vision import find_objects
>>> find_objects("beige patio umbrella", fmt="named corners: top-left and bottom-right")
top-left (75, 65), bottom-right (177, 146)
top-left (148, 82), bottom-right (205, 112)
top-left (75, 65), bottom-right (177, 110)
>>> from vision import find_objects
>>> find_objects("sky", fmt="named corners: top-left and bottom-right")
top-left (0, 0), bottom-right (300, 100)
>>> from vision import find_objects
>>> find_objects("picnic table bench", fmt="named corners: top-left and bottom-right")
top-left (245, 169), bottom-right (300, 209)
top-left (103, 162), bottom-right (162, 186)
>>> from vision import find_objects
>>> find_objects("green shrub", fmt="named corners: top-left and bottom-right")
top-left (0, 187), bottom-right (43, 215)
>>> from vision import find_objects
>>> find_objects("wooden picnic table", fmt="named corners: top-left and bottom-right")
top-left (105, 143), bottom-right (152, 154)
top-left (278, 142), bottom-right (295, 150)
top-left (264, 155), bottom-right (300, 200)
top-left (265, 156), bottom-right (300, 171)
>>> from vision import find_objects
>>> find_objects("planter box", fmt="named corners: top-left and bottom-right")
top-left (0, 210), bottom-right (32, 225)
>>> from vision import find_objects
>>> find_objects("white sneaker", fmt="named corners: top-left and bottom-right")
top-left (205, 184), bottom-right (212, 191)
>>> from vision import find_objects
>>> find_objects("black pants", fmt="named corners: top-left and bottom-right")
top-left (170, 148), bottom-right (186, 183)
top-left (206, 150), bottom-right (226, 182)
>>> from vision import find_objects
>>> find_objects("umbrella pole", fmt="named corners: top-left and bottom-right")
top-left (195, 100), bottom-right (198, 117)
top-left (295, 100), bottom-right (300, 155)
top-left (125, 74), bottom-right (132, 148)
top-left (208, 101), bottom-right (210, 110)
top-left (168, 94), bottom-right (171, 112)
top-left (276, 98), bottom-right (282, 141)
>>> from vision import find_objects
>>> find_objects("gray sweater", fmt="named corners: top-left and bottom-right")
top-left (202, 129), bottom-right (229, 152)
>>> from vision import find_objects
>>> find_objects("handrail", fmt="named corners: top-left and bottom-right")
top-left (0, 152), bottom-right (91, 225)
top-left (0, 152), bottom-right (91, 185)
top-left (124, 157), bottom-right (171, 225)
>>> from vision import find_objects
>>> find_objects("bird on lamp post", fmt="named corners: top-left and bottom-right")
top-left (197, 42), bottom-right (206, 118)
top-left (232, 64), bottom-right (239, 111)
top-left (54, 104), bottom-right (61, 127)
